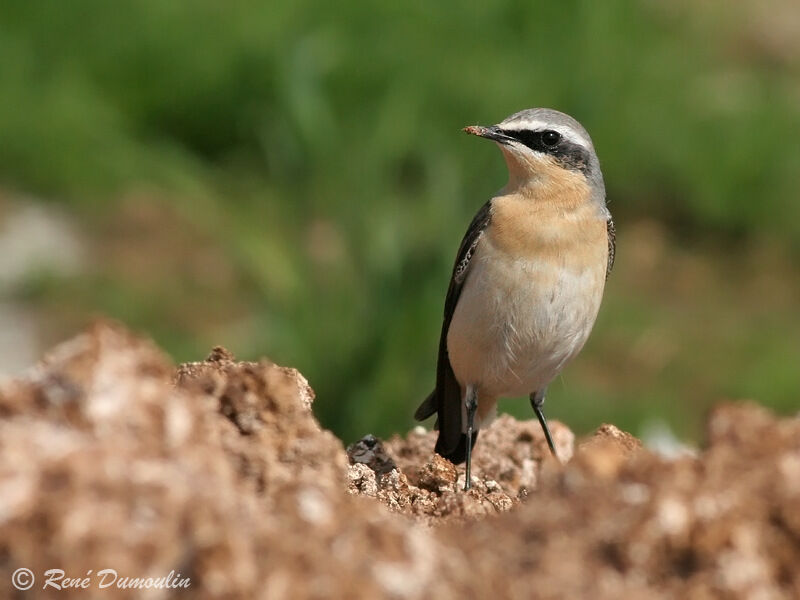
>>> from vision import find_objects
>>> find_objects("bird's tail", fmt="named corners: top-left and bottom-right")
top-left (435, 430), bottom-right (479, 465)
top-left (416, 387), bottom-right (478, 466)
top-left (414, 391), bottom-right (437, 421)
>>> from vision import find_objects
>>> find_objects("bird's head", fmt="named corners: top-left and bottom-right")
top-left (464, 108), bottom-right (605, 204)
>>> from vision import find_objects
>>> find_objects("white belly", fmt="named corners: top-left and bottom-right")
top-left (446, 237), bottom-right (606, 399)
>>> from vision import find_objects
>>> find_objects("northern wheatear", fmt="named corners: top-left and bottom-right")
top-left (415, 108), bottom-right (614, 490)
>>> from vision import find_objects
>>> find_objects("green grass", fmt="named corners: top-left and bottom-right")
top-left (1, 0), bottom-right (798, 445)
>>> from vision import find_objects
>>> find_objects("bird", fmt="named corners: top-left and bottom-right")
top-left (415, 108), bottom-right (615, 490)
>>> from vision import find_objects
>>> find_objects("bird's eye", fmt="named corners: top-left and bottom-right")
top-left (541, 130), bottom-right (561, 147)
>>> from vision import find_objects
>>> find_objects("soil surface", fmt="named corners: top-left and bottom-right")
top-left (1, 322), bottom-right (798, 598)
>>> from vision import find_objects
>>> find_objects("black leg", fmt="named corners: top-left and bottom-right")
top-left (530, 389), bottom-right (557, 457)
top-left (464, 385), bottom-right (477, 491)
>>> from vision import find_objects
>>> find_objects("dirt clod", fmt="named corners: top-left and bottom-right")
top-left (416, 454), bottom-right (458, 492)
top-left (1, 322), bottom-right (799, 599)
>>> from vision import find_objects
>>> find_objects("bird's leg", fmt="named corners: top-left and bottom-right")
top-left (530, 389), bottom-right (557, 458)
top-left (463, 385), bottom-right (478, 491)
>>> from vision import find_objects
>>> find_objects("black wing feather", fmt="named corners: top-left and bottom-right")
top-left (415, 200), bottom-right (492, 460)
top-left (606, 217), bottom-right (616, 279)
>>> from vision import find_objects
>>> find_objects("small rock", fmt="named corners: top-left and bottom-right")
top-left (347, 434), bottom-right (397, 476)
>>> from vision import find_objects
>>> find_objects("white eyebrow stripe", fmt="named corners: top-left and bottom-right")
top-left (499, 119), bottom-right (590, 148)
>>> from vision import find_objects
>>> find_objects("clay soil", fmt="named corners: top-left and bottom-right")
top-left (1, 321), bottom-right (799, 599)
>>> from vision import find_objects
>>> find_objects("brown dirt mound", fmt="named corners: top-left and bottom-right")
top-left (0, 322), bottom-right (798, 599)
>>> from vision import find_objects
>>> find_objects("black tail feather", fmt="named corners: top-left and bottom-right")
top-left (414, 391), bottom-right (437, 421)
top-left (435, 430), bottom-right (479, 465)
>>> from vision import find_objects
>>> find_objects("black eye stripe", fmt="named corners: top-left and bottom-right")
top-left (498, 128), bottom-right (591, 175)
top-left (499, 129), bottom-right (561, 152)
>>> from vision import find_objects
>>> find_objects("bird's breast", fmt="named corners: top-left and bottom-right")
top-left (447, 195), bottom-right (608, 398)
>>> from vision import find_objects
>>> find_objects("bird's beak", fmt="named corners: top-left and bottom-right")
top-left (463, 125), bottom-right (514, 145)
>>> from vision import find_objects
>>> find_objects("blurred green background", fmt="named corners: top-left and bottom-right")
top-left (1, 0), bottom-right (798, 446)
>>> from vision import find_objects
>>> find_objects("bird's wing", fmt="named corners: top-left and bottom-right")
top-left (606, 217), bottom-right (616, 279)
top-left (415, 200), bottom-right (493, 457)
